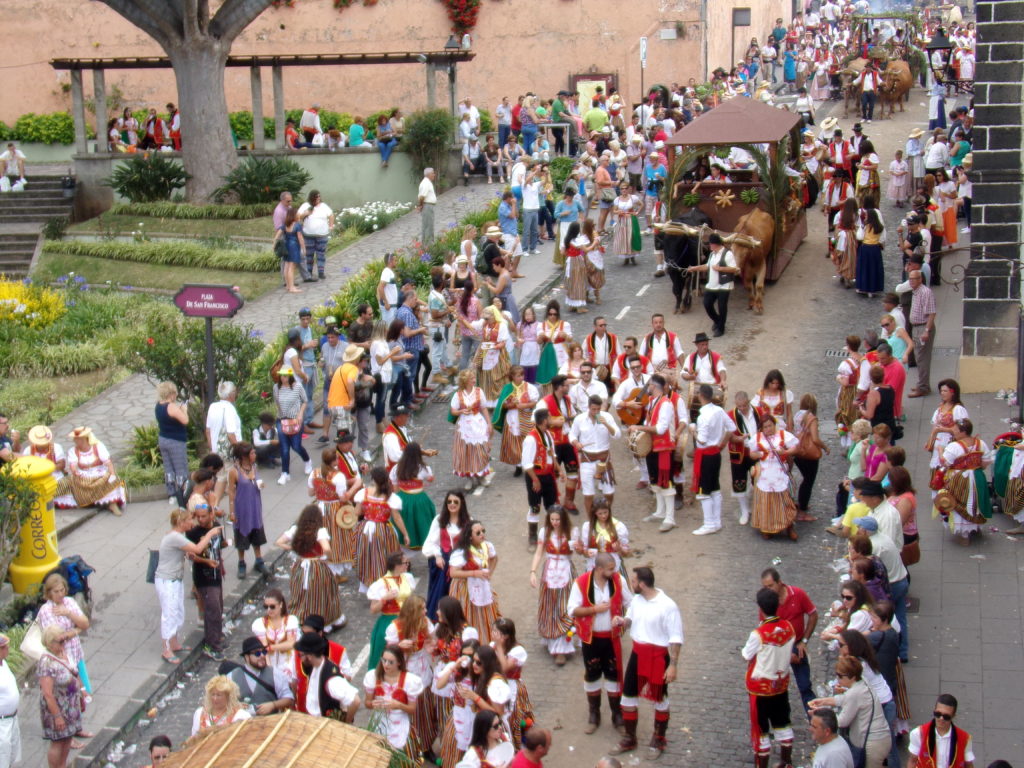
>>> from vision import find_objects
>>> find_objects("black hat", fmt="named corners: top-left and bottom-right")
top-left (240, 636), bottom-right (265, 657)
top-left (294, 632), bottom-right (328, 655)
top-left (857, 480), bottom-right (885, 497)
top-left (708, 233), bottom-right (724, 246)
top-left (833, 129), bottom-right (843, 137)
top-left (392, 405), bottom-right (411, 418)
top-left (853, 123), bottom-right (863, 131)
top-left (301, 614), bottom-right (326, 633)
top-left (298, 307), bottom-right (312, 317)
top-left (334, 430), bottom-right (355, 445)
top-left (694, 332), bottom-right (711, 344)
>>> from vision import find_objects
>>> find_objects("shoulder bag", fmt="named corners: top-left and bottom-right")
top-left (796, 414), bottom-right (823, 460)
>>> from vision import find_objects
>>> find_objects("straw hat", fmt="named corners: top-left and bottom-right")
top-left (820, 117), bottom-right (838, 132)
top-left (28, 425), bottom-right (53, 447)
top-left (342, 344), bottom-right (363, 363)
top-left (67, 426), bottom-right (97, 445)
top-left (336, 504), bottom-right (359, 530)
top-left (908, 128), bottom-right (924, 139)
top-left (485, 226), bottom-right (503, 237)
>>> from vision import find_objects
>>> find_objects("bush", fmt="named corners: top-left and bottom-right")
top-left (478, 109), bottom-right (493, 135)
top-left (42, 216), bottom-right (70, 241)
top-left (0, 468), bottom-right (39, 589)
top-left (42, 240), bottom-right (278, 272)
top-left (109, 202), bottom-right (275, 220)
top-left (215, 156), bottom-right (312, 204)
top-left (403, 109), bottom-right (455, 182)
top-left (549, 156), bottom-right (575, 195)
top-left (12, 112), bottom-right (78, 145)
top-left (0, 121), bottom-right (11, 141)
top-left (105, 153), bottom-right (190, 203)
top-left (0, 279), bottom-right (68, 329)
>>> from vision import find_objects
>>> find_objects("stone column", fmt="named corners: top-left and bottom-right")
top-left (69, 69), bottom-right (88, 155)
top-left (250, 66), bottom-right (265, 151)
top-left (272, 64), bottom-right (285, 150)
top-left (958, 0), bottom-right (1024, 395)
top-left (93, 69), bottom-right (106, 154)
top-left (448, 62), bottom-right (459, 143)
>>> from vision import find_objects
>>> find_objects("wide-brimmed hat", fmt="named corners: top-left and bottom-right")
top-left (336, 504), bottom-right (358, 530)
top-left (654, 140), bottom-right (665, 149)
top-left (485, 226), bottom-right (503, 237)
top-left (693, 332), bottom-right (711, 344)
top-left (323, 315), bottom-right (338, 327)
top-left (630, 135), bottom-right (643, 143)
top-left (455, 254), bottom-right (469, 264)
top-left (343, 344), bottom-right (363, 363)
top-left (67, 426), bottom-right (97, 445)
top-left (908, 128), bottom-right (924, 139)
top-left (28, 425), bottom-right (53, 447)
top-left (240, 636), bottom-right (265, 657)
top-left (820, 117), bottom-right (838, 132)
top-left (294, 632), bottom-right (328, 655)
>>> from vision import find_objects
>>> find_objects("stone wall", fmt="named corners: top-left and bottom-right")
top-left (957, 0), bottom-right (1023, 393)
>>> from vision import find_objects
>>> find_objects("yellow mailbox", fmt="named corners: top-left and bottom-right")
top-left (7, 455), bottom-right (60, 595)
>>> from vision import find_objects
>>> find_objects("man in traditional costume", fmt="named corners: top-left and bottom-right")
top-left (631, 374), bottom-right (679, 533)
top-left (611, 336), bottom-right (653, 388)
top-left (907, 693), bottom-right (975, 768)
top-left (612, 355), bottom-right (653, 490)
top-left (568, 553), bottom-right (632, 736)
top-left (679, 332), bottom-right (728, 423)
top-left (638, 314), bottom-right (684, 374)
top-left (521, 409), bottom-right (559, 548)
top-left (535, 375), bottom-right (580, 513)
top-left (741, 588), bottom-right (796, 768)
top-left (583, 316), bottom-right (619, 391)
top-left (382, 406), bottom-right (412, 474)
top-left (570, 395), bottom-right (621, 516)
top-left (610, 567), bottom-right (683, 759)
top-left (690, 385), bottom-right (734, 536)
top-left (292, 632), bottom-right (360, 721)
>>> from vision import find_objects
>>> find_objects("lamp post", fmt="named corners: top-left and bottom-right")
top-left (925, 27), bottom-right (972, 95)
top-left (445, 35), bottom-right (461, 144)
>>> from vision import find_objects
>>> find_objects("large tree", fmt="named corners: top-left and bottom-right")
top-left (97, 0), bottom-right (275, 201)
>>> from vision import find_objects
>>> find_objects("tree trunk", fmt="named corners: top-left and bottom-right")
top-left (168, 39), bottom-right (237, 202)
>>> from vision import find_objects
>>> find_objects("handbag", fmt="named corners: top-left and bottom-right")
top-left (19, 619), bottom-right (45, 661)
top-left (280, 418), bottom-right (302, 436)
top-left (145, 549), bottom-right (160, 584)
top-left (600, 187), bottom-right (617, 203)
top-left (901, 538), bottom-right (921, 566)
top-left (796, 415), bottom-right (823, 460)
top-left (274, 238), bottom-right (288, 260)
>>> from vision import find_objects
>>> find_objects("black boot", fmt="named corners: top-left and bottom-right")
top-left (584, 692), bottom-right (601, 734)
top-left (610, 715), bottom-right (637, 754)
top-left (528, 521), bottom-right (538, 548)
top-left (648, 716), bottom-right (668, 759)
top-left (755, 755), bottom-right (770, 768)
top-left (608, 693), bottom-right (625, 734)
top-left (776, 743), bottom-right (794, 768)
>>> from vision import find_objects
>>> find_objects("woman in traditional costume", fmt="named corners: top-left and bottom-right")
top-left (831, 198), bottom-right (859, 288)
top-left (752, 369), bottom-right (795, 430)
top-left (23, 426), bottom-right (76, 508)
top-left (535, 300), bottom-right (573, 386)
top-left (363, 644), bottom-right (424, 762)
top-left (251, 588), bottom-right (300, 681)
top-left (490, 617), bottom-right (534, 749)
top-left (423, 491), bottom-right (472, 620)
top-left (611, 181), bottom-right (642, 268)
top-left (470, 306), bottom-right (512, 409)
top-left (390, 442), bottom-right (436, 550)
top-left (276, 505), bottom-right (345, 631)
top-left (834, 335), bottom-right (865, 444)
top-left (577, 497), bottom-right (630, 574)
top-left (437, 643), bottom-right (511, 768)
top-left (449, 520), bottom-right (501, 643)
top-left (925, 379), bottom-right (969, 497)
top-left (65, 426), bottom-right (126, 516)
top-left (455, 710), bottom-right (515, 768)
top-left (747, 415), bottom-right (800, 541)
top-left (353, 467), bottom-right (410, 592)
top-left (385, 595), bottom-right (434, 753)
top-left (450, 370), bottom-right (493, 491)
top-left (516, 306), bottom-right (542, 384)
top-left (308, 440), bottom-right (361, 578)
top-left (935, 418), bottom-right (993, 546)
top-left (421, 599), bottom-right (479, 758)
top-left (529, 507), bottom-right (579, 666)
top-left (561, 222), bottom-right (589, 314)
top-left (492, 365), bottom-right (540, 474)
top-left (367, 551), bottom-right (416, 670)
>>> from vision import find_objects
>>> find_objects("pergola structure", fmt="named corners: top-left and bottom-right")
top-left (50, 50), bottom-right (476, 153)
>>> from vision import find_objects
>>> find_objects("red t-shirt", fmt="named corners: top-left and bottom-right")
top-left (881, 359), bottom-right (906, 419)
top-left (510, 753), bottom-right (542, 768)
top-left (511, 104), bottom-right (523, 132)
top-left (763, 585), bottom-right (816, 640)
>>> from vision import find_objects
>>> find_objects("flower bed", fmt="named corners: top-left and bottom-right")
top-left (336, 201), bottom-right (414, 235)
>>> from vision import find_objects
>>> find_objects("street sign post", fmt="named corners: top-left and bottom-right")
top-left (640, 36), bottom-right (648, 124)
top-left (173, 284), bottom-right (245, 410)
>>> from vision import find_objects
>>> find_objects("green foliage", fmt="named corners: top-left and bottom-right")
top-left (682, 192), bottom-right (701, 207)
top-left (115, 459), bottom-right (166, 490)
top-left (215, 156), bottom-right (312, 204)
top-left (105, 154), bottom-right (190, 203)
top-left (478, 109), bottom-right (493, 135)
top-left (0, 623), bottom-right (31, 679)
top-left (11, 112), bottom-right (79, 145)
top-left (42, 240), bottom-right (278, 273)
top-left (109, 202), bottom-right (275, 220)
top-left (229, 109), bottom-right (356, 141)
top-left (403, 109), bottom-right (455, 182)
top-left (548, 156), bottom-right (575, 195)
top-left (129, 424), bottom-right (162, 469)
top-left (229, 111), bottom-right (255, 143)
top-left (0, 466), bottom-right (40, 588)
top-left (42, 216), bottom-right (70, 241)
top-left (0, 121), bottom-right (11, 141)
top-left (336, 202), bottom-right (413, 235)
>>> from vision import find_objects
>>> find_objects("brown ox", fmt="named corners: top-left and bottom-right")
top-left (720, 209), bottom-right (774, 315)
top-left (877, 61), bottom-right (913, 119)
top-left (840, 58), bottom-right (868, 119)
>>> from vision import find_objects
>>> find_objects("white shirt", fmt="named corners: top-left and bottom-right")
top-left (418, 176), bottom-right (437, 204)
top-left (867, 500), bottom-right (905, 550)
top-left (907, 725), bottom-right (975, 768)
top-left (569, 410), bottom-right (620, 452)
top-left (812, 736), bottom-right (854, 768)
top-left (495, 103), bottom-right (512, 126)
top-left (695, 403), bottom-right (732, 448)
top-left (626, 588), bottom-right (684, 647)
top-left (520, 429), bottom-right (555, 471)
top-left (206, 400), bottom-right (242, 444)
top-left (422, 517), bottom-right (463, 559)
top-left (640, 332), bottom-right (684, 368)
top-left (1, 149), bottom-right (25, 176)
top-left (567, 575), bottom-right (634, 633)
top-left (925, 142), bottom-right (949, 169)
top-left (458, 103), bottom-right (480, 130)
top-left (569, 379), bottom-right (609, 414)
top-left (0, 659), bottom-right (19, 716)
top-left (299, 109), bottom-right (322, 134)
top-left (305, 659), bottom-right (359, 716)
top-left (705, 248), bottom-right (738, 291)
top-left (379, 266), bottom-right (399, 306)
top-left (587, 333), bottom-right (614, 365)
top-left (298, 201), bottom-right (334, 237)
top-left (682, 351), bottom-right (726, 384)
top-left (646, 395), bottom-right (676, 436)
top-left (612, 374), bottom-right (650, 408)
top-left (867, 531), bottom-right (908, 583)
top-left (522, 179), bottom-right (541, 210)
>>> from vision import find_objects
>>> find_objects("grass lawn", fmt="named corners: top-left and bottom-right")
top-left (69, 213), bottom-right (273, 240)
top-left (0, 368), bottom-right (130, 433)
top-left (34, 250), bottom-right (282, 299)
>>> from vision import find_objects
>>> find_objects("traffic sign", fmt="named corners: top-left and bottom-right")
top-left (640, 36), bottom-right (648, 69)
top-left (173, 284), bottom-right (244, 318)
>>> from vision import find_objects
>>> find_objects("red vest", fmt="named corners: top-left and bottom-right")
top-left (584, 332), bottom-right (618, 365)
top-left (527, 429), bottom-right (554, 475)
top-left (572, 570), bottom-right (625, 644)
top-left (644, 331), bottom-right (679, 368)
top-left (383, 424), bottom-right (408, 472)
top-left (373, 670), bottom-right (410, 705)
top-left (646, 396), bottom-right (675, 453)
top-left (744, 617), bottom-right (795, 696)
top-left (613, 352), bottom-right (652, 382)
top-left (542, 393), bottom-right (573, 444)
top-left (913, 721), bottom-right (972, 768)
top-left (685, 351), bottom-right (723, 384)
top-left (294, 640), bottom-right (346, 712)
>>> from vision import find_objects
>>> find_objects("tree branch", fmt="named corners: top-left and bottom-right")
top-left (198, 0), bottom-right (210, 34)
top-left (184, 0), bottom-right (199, 39)
top-left (97, 0), bottom-right (182, 49)
top-left (209, 0), bottom-right (274, 41)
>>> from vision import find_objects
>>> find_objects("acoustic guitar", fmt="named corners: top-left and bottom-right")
top-left (616, 387), bottom-right (650, 427)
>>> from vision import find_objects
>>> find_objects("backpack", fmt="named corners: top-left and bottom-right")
top-left (270, 352), bottom-right (285, 385)
top-left (475, 237), bottom-right (491, 274)
top-left (47, 555), bottom-right (96, 603)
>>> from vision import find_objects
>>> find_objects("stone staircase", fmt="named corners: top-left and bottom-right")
top-left (0, 173), bottom-right (75, 278)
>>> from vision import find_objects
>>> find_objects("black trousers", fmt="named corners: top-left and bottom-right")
top-left (793, 456), bottom-right (819, 511)
top-left (583, 635), bottom-right (620, 683)
top-left (703, 289), bottom-right (730, 332)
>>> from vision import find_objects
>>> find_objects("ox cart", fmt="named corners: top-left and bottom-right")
top-left (662, 98), bottom-right (808, 315)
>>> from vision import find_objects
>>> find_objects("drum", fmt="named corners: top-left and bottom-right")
top-left (628, 430), bottom-right (652, 459)
top-left (673, 426), bottom-right (690, 463)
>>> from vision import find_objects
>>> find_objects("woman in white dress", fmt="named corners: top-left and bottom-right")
top-left (536, 300), bottom-right (573, 386)
top-left (747, 415), bottom-right (800, 541)
top-left (385, 594), bottom-right (435, 749)
top-left (491, 617), bottom-right (533, 749)
top-left (493, 365), bottom-right (540, 473)
top-left (363, 644), bottom-right (425, 762)
top-left (529, 507), bottom-right (579, 665)
top-left (422, 599), bottom-right (480, 757)
top-left (22, 426), bottom-right (76, 508)
top-left (752, 369), bottom-right (795, 430)
top-left (449, 520), bottom-right (501, 643)
top-left (438, 645), bottom-right (512, 767)
top-left (516, 307), bottom-right (542, 384)
top-left (251, 588), bottom-right (300, 682)
top-left (577, 497), bottom-right (630, 573)
top-left (925, 379), bottom-right (970, 497)
top-left (65, 426), bottom-right (126, 515)
top-left (451, 370), bottom-right (493, 490)
top-left (611, 182), bottom-right (642, 266)
top-left (455, 710), bottom-right (515, 768)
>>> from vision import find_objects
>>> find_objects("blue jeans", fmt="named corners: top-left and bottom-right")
top-left (890, 576), bottom-right (910, 660)
top-left (378, 138), bottom-right (398, 164)
top-left (373, 376), bottom-right (391, 425)
top-left (521, 123), bottom-right (538, 154)
top-left (539, 199), bottom-right (555, 238)
top-left (882, 698), bottom-right (899, 768)
top-left (459, 336), bottom-right (480, 370)
top-left (390, 368), bottom-right (413, 410)
top-left (861, 90), bottom-right (876, 121)
top-left (522, 208), bottom-right (539, 252)
top-left (405, 351), bottom-right (421, 399)
top-left (791, 653), bottom-right (814, 716)
top-left (277, 422), bottom-right (309, 475)
top-left (301, 366), bottom-right (317, 427)
top-left (304, 235), bottom-right (328, 276)
top-left (498, 124), bottom-right (511, 148)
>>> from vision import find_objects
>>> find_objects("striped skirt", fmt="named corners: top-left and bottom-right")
top-left (612, 214), bottom-right (637, 258)
top-left (565, 255), bottom-right (588, 307)
top-left (509, 679), bottom-right (535, 749)
top-left (452, 422), bottom-right (492, 478)
top-left (751, 487), bottom-right (798, 535)
top-left (439, 718), bottom-right (463, 768)
top-left (288, 557), bottom-right (343, 626)
top-left (418, 688), bottom-right (453, 753)
top-left (499, 425), bottom-right (527, 466)
top-left (1006, 475), bottom-right (1024, 520)
top-left (321, 500), bottom-right (355, 565)
top-left (449, 578), bottom-right (500, 644)
top-left (354, 520), bottom-right (402, 589)
top-left (475, 350), bottom-right (512, 405)
top-left (894, 660), bottom-right (911, 721)
top-left (537, 581), bottom-right (575, 641)
top-left (835, 384), bottom-right (858, 430)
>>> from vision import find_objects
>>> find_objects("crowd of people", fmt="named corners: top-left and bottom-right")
top-left (105, 104), bottom-right (182, 152)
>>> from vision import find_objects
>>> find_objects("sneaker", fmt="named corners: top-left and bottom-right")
top-left (203, 646), bottom-right (225, 661)
top-left (253, 558), bottom-right (269, 576)
top-left (692, 525), bottom-right (715, 536)
top-left (960, 226), bottom-right (971, 233)
top-left (237, 561), bottom-right (247, 579)
top-left (316, 435), bottom-right (329, 444)
top-left (303, 460), bottom-right (313, 474)
top-left (361, 450), bottom-right (373, 462)
top-left (277, 473), bottom-right (290, 486)
top-left (168, 496), bottom-right (177, 506)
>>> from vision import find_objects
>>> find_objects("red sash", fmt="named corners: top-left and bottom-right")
top-left (542, 394), bottom-right (572, 444)
top-left (647, 396), bottom-right (674, 487)
top-left (396, 479), bottom-right (424, 492)
top-left (633, 641), bottom-right (668, 702)
top-left (564, 244), bottom-right (582, 258)
top-left (691, 446), bottom-right (721, 493)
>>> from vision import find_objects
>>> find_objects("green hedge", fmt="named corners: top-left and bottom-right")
top-left (42, 240), bottom-right (277, 272)
top-left (9, 112), bottom-right (94, 145)
top-left (110, 202), bottom-right (276, 219)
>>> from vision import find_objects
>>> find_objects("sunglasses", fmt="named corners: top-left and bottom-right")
top-left (248, 649), bottom-right (268, 657)
top-left (547, 311), bottom-right (558, 316)
top-left (264, 603), bottom-right (279, 609)
top-left (490, 722), bottom-right (503, 730)
top-left (841, 594), bottom-right (856, 601)
top-left (446, 499), bottom-right (461, 505)
top-left (933, 711), bottom-right (954, 721)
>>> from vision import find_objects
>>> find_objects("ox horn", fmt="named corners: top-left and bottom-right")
top-left (731, 235), bottom-right (763, 249)
top-left (662, 223), bottom-right (700, 237)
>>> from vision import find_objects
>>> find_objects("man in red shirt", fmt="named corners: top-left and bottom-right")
top-left (510, 727), bottom-right (551, 767)
top-left (760, 567), bottom-right (817, 714)
top-left (510, 95), bottom-right (524, 140)
top-left (876, 341), bottom-right (906, 421)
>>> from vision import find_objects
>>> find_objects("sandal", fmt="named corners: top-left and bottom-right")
top-left (795, 513), bottom-right (817, 522)
top-left (75, 731), bottom-right (95, 739)
top-left (162, 653), bottom-right (181, 665)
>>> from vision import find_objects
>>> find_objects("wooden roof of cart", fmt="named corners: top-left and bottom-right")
top-left (161, 711), bottom-right (393, 768)
top-left (665, 97), bottom-right (803, 147)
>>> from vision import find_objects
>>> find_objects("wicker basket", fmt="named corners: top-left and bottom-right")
top-left (162, 711), bottom-right (393, 768)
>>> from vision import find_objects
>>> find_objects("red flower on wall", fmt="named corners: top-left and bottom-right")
top-left (440, 0), bottom-right (482, 33)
